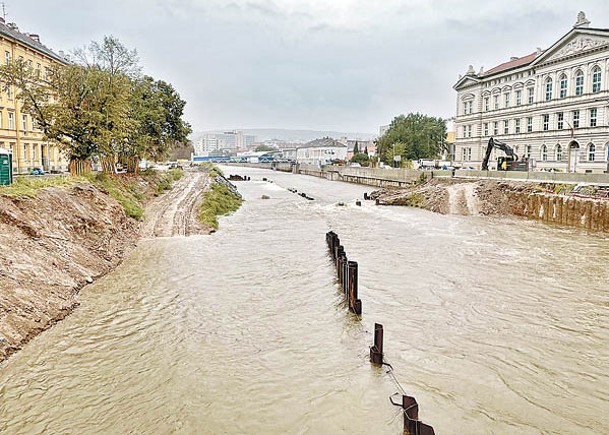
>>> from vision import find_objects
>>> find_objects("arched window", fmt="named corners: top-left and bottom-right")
top-left (592, 67), bottom-right (602, 93)
top-left (559, 74), bottom-right (568, 98)
top-left (556, 144), bottom-right (563, 161)
top-left (575, 70), bottom-right (584, 96)
top-left (545, 78), bottom-right (553, 101)
top-left (541, 144), bottom-right (548, 161)
top-left (588, 143), bottom-right (596, 161)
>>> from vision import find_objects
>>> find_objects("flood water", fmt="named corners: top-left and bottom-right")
top-left (1, 167), bottom-right (608, 434)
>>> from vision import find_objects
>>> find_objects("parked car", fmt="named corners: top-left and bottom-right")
top-left (30, 167), bottom-right (45, 176)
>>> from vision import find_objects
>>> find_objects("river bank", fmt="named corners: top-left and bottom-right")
top-left (370, 178), bottom-right (609, 232)
top-left (0, 170), bottom-right (211, 362)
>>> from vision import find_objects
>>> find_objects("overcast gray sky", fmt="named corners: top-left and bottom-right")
top-left (8, 1), bottom-right (609, 133)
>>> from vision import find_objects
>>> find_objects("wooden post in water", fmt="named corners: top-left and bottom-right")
top-left (370, 323), bottom-right (383, 364)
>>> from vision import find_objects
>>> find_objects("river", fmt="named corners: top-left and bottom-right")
top-left (1, 167), bottom-right (608, 434)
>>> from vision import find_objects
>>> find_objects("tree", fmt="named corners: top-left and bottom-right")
top-left (255, 145), bottom-right (275, 152)
top-left (353, 141), bottom-right (359, 155)
top-left (376, 113), bottom-right (446, 164)
top-left (73, 35), bottom-right (141, 79)
top-left (125, 76), bottom-right (191, 171)
top-left (0, 60), bottom-right (132, 174)
top-left (0, 36), bottom-right (191, 175)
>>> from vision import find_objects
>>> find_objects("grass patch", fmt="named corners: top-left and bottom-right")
top-left (1, 168), bottom-right (183, 221)
top-left (91, 172), bottom-right (146, 221)
top-left (199, 182), bottom-right (242, 229)
top-left (197, 162), bottom-right (223, 178)
top-left (0, 175), bottom-right (88, 198)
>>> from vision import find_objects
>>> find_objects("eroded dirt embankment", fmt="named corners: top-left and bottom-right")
top-left (0, 171), bottom-right (210, 362)
top-left (371, 178), bottom-right (609, 232)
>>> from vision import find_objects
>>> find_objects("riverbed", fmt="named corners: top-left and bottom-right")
top-left (1, 167), bottom-right (608, 434)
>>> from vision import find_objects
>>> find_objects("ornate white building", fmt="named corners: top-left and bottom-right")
top-left (453, 12), bottom-right (609, 173)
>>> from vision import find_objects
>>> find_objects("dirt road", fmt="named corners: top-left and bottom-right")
top-left (141, 170), bottom-right (211, 238)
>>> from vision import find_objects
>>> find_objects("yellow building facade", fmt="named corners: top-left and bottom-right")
top-left (0, 18), bottom-right (68, 173)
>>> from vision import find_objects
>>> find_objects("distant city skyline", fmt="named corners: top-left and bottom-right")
top-left (9, 1), bottom-right (609, 132)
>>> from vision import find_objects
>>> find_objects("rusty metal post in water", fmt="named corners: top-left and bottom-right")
top-left (370, 323), bottom-right (383, 364)
top-left (338, 254), bottom-right (347, 284)
top-left (336, 246), bottom-right (345, 271)
top-left (347, 261), bottom-right (362, 315)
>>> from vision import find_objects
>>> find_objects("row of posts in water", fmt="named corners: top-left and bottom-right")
top-left (325, 231), bottom-right (435, 435)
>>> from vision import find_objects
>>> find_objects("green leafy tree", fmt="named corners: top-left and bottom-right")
top-left (352, 141), bottom-right (359, 155)
top-left (1, 36), bottom-right (191, 175)
top-left (255, 145), bottom-right (275, 152)
top-left (125, 76), bottom-right (191, 171)
top-left (376, 113), bottom-right (446, 164)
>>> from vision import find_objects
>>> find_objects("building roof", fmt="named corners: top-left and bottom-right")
top-left (481, 52), bottom-right (540, 77)
top-left (300, 137), bottom-right (347, 149)
top-left (0, 20), bottom-right (68, 64)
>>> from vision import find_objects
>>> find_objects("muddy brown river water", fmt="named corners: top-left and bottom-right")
top-left (1, 167), bottom-right (608, 434)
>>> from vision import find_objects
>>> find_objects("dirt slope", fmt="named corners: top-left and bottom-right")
top-left (0, 171), bottom-right (210, 362)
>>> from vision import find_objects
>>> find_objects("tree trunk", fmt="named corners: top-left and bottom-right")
top-left (69, 158), bottom-right (92, 176)
top-left (100, 156), bottom-right (116, 174)
top-left (125, 156), bottom-right (139, 173)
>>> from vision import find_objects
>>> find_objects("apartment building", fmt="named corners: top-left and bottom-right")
top-left (0, 18), bottom-right (68, 173)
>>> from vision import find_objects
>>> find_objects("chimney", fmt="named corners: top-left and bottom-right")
top-left (29, 34), bottom-right (40, 43)
top-left (510, 56), bottom-right (519, 61)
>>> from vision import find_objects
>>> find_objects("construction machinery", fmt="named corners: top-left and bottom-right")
top-left (481, 137), bottom-right (526, 171)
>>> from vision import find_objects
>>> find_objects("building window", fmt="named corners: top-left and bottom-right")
top-left (556, 144), bottom-right (563, 161)
top-left (462, 147), bottom-right (471, 161)
top-left (525, 145), bottom-right (532, 158)
top-left (465, 125), bottom-right (472, 138)
top-left (557, 112), bottom-right (564, 130)
top-left (545, 78), bottom-right (553, 101)
top-left (573, 110), bottom-right (580, 128)
top-left (515, 119), bottom-right (521, 134)
top-left (463, 101), bottom-right (473, 115)
top-left (527, 117), bottom-right (533, 132)
top-left (22, 115), bottom-right (27, 131)
top-left (541, 144), bottom-right (548, 161)
top-left (504, 93), bottom-right (510, 108)
top-left (575, 70), bottom-right (584, 96)
top-left (483, 123), bottom-right (489, 136)
top-left (503, 120), bottom-right (509, 135)
top-left (493, 95), bottom-right (499, 110)
top-left (592, 67), bottom-right (602, 93)
top-left (559, 74), bottom-right (568, 98)
top-left (542, 114), bottom-right (549, 131)
top-left (588, 143), bottom-right (595, 161)
top-left (590, 108), bottom-right (597, 127)
top-left (515, 90), bottom-right (522, 106)
top-left (8, 112), bottom-right (14, 129)
top-left (36, 63), bottom-right (41, 78)
top-left (527, 87), bottom-right (534, 104)
top-left (484, 97), bottom-right (490, 111)
top-left (23, 144), bottom-right (27, 160)
top-left (6, 85), bottom-right (12, 99)
top-left (493, 121), bottom-right (498, 136)
top-left (4, 51), bottom-right (9, 65)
